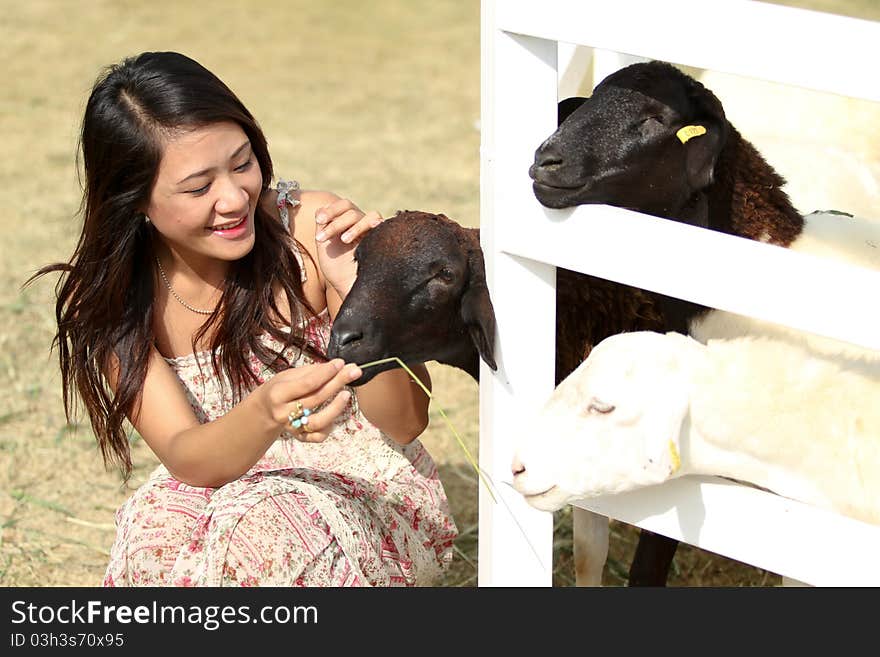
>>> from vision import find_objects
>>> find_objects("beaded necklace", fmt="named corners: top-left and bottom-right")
top-left (154, 255), bottom-right (217, 315)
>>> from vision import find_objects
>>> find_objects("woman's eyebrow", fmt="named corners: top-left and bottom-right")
top-left (175, 141), bottom-right (252, 185)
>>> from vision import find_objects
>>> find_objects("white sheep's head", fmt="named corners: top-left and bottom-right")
top-left (511, 331), bottom-right (704, 512)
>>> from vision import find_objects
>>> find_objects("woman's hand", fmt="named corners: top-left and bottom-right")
top-left (254, 358), bottom-right (363, 443)
top-left (313, 197), bottom-right (383, 298)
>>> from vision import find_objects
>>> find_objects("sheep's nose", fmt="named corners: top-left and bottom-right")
top-left (511, 456), bottom-right (526, 478)
top-left (335, 329), bottom-right (363, 349)
top-left (533, 143), bottom-right (564, 170)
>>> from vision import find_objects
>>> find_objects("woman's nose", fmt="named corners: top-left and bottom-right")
top-left (215, 176), bottom-right (250, 215)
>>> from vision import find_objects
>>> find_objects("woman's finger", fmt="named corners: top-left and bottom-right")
top-left (281, 359), bottom-right (346, 396)
top-left (315, 208), bottom-right (365, 243)
top-left (317, 209), bottom-right (382, 244)
top-left (339, 211), bottom-right (383, 244)
top-left (315, 198), bottom-right (357, 225)
top-left (275, 360), bottom-right (361, 411)
top-left (287, 388), bottom-right (353, 443)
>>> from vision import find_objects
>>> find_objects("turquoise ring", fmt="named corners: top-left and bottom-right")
top-left (288, 406), bottom-right (313, 429)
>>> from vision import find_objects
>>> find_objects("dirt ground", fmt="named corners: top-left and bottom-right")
top-left (1, 0), bottom-right (876, 588)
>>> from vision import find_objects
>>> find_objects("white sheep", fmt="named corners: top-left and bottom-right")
top-left (511, 331), bottom-right (880, 529)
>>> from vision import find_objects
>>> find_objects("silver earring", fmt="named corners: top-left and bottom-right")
top-left (144, 214), bottom-right (151, 225)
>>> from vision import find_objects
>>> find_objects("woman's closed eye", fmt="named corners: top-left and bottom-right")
top-left (185, 161), bottom-right (253, 195)
top-left (234, 158), bottom-right (254, 173)
top-left (186, 182), bottom-right (211, 195)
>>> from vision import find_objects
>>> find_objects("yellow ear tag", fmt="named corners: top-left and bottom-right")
top-left (668, 439), bottom-right (681, 473)
top-left (676, 125), bottom-right (707, 144)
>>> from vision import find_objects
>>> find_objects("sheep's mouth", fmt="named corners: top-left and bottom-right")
top-left (519, 485), bottom-right (568, 512)
top-left (531, 179), bottom-right (583, 191)
top-left (347, 358), bottom-right (396, 386)
top-left (334, 351), bottom-right (418, 387)
top-left (517, 484), bottom-right (558, 502)
top-left (532, 181), bottom-right (590, 209)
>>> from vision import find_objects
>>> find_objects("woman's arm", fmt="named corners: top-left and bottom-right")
top-left (114, 347), bottom-right (360, 487)
top-left (294, 190), bottom-right (432, 445)
top-left (350, 366), bottom-right (432, 444)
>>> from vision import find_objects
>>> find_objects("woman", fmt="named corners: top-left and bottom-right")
top-left (36, 51), bottom-right (456, 586)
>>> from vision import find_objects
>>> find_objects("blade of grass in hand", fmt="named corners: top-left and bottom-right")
top-left (358, 357), bottom-right (497, 503)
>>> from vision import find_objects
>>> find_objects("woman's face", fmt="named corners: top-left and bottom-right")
top-left (145, 121), bottom-right (263, 268)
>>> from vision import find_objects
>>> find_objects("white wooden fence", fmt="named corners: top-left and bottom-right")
top-left (478, 0), bottom-right (880, 586)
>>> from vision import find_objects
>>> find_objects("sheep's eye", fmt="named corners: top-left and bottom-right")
top-left (436, 268), bottom-right (455, 283)
top-left (588, 398), bottom-right (615, 414)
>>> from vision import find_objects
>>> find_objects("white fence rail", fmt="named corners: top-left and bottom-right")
top-left (478, 0), bottom-right (880, 586)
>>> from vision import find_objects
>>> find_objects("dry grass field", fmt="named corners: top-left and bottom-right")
top-left (1, 0), bottom-right (877, 588)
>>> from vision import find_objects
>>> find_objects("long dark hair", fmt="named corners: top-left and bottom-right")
top-left (31, 51), bottom-right (322, 478)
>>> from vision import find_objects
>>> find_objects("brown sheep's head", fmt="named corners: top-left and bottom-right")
top-left (327, 210), bottom-right (497, 386)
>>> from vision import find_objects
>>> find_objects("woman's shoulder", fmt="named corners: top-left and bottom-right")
top-left (297, 189), bottom-right (341, 215)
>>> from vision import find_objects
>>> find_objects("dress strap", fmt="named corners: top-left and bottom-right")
top-left (275, 178), bottom-right (301, 230)
top-left (274, 178), bottom-right (307, 283)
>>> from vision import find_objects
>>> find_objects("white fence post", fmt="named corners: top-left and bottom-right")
top-left (478, 0), bottom-right (557, 586)
top-left (479, 0), bottom-right (880, 586)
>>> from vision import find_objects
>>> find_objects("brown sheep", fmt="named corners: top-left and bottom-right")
top-left (326, 210), bottom-right (497, 385)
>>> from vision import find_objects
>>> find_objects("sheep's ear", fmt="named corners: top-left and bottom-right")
top-left (643, 336), bottom-right (701, 479)
top-left (681, 79), bottom-right (728, 191)
top-left (461, 249), bottom-right (498, 371)
top-left (558, 97), bottom-right (587, 126)
top-left (653, 387), bottom-right (688, 477)
top-left (645, 414), bottom-right (686, 480)
top-left (683, 120), bottom-right (725, 191)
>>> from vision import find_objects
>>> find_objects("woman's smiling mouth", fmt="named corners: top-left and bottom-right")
top-left (209, 214), bottom-right (249, 237)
